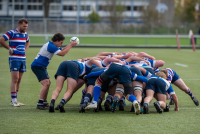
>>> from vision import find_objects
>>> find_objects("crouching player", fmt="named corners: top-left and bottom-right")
top-left (84, 63), bottom-right (148, 115)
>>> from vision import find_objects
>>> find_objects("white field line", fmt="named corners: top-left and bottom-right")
top-left (175, 63), bottom-right (188, 67)
top-left (182, 79), bottom-right (200, 80)
top-left (0, 107), bottom-right (200, 110)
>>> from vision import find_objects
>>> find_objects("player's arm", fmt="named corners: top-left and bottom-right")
top-left (171, 94), bottom-right (179, 111)
top-left (0, 36), bottom-right (14, 54)
top-left (125, 56), bottom-right (147, 63)
top-left (136, 52), bottom-right (155, 60)
top-left (96, 52), bottom-right (118, 57)
top-left (57, 42), bottom-right (77, 56)
top-left (168, 85), bottom-right (179, 111)
top-left (25, 40), bottom-right (30, 52)
top-left (86, 58), bottom-right (103, 68)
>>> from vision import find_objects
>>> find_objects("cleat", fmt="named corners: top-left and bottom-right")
top-left (192, 96), bottom-right (199, 106)
top-left (49, 103), bottom-right (55, 113)
top-left (154, 102), bottom-right (163, 114)
top-left (111, 99), bottom-right (118, 113)
top-left (58, 103), bottom-right (65, 113)
top-left (164, 103), bottom-right (170, 112)
top-left (36, 105), bottom-right (49, 110)
top-left (169, 99), bottom-right (174, 105)
top-left (79, 103), bottom-right (87, 113)
top-left (130, 105), bottom-right (135, 112)
top-left (118, 100), bottom-right (124, 111)
top-left (85, 102), bottom-right (97, 109)
top-left (98, 103), bottom-right (103, 111)
top-left (133, 101), bottom-right (140, 115)
top-left (143, 103), bottom-right (149, 114)
top-left (43, 101), bottom-right (49, 107)
top-left (55, 105), bottom-right (59, 110)
top-left (79, 98), bottom-right (84, 106)
top-left (140, 107), bottom-right (143, 114)
top-left (10, 101), bottom-right (20, 107)
top-left (104, 100), bottom-right (111, 111)
top-left (17, 101), bottom-right (25, 106)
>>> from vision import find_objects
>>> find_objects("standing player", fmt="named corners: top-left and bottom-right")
top-left (0, 18), bottom-right (29, 107)
top-left (31, 33), bottom-right (78, 110)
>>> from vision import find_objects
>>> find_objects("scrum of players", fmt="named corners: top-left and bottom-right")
top-left (48, 51), bottom-right (199, 115)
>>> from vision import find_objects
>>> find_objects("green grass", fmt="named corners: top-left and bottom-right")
top-left (28, 36), bottom-right (200, 46)
top-left (0, 48), bottom-right (200, 134)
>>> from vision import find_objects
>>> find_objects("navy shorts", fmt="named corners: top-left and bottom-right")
top-left (55, 61), bottom-right (80, 82)
top-left (144, 78), bottom-right (166, 95)
top-left (172, 71), bottom-right (180, 83)
top-left (31, 66), bottom-right (49, 82)
top-left (129, 67), bottom-right (142, 76)
top-left (9, 60), bottom-right (26, 72)
top-left (87, 67), bottom-right (104, 85)
top-left (105, 63), bottom-right (131, 83)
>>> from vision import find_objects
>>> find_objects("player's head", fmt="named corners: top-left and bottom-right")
top-left (52, 33), bottom-right (65, 47)
top-left (18, 18), bottom-right (28, 33)
top-left (155, 70), bottom-right (168, 79)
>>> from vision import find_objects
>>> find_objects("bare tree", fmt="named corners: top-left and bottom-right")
top-left (44, 0), bottom-right (51, 18)
top-left (105, 0), bottom-right (126, 33)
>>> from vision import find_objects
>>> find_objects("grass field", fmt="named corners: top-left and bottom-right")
top-left (0, 47), bottom-right (200, 134)
top-left (28, 36), bottom-right (200, 46)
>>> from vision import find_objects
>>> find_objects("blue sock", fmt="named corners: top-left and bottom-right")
top-left (84, 93), bottom-right (91, 104)
top-left (93, 85), bottom-right (102, 102)
top-left (128, 95), bottom-right (137, 102)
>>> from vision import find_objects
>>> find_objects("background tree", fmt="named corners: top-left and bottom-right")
top-left (44, 0), bottom-right (51, 18)
top-left (88, 10), bottom-right (100, 33)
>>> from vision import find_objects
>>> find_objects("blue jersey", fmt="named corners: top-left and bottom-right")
top-left (2, 28), bottom-right (29, 61)
top-left (31, 41), bottom-right (61, 67)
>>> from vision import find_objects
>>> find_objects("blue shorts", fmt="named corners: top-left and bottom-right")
top-left (87, 67), bottom-right (104, 85)
top-left (55, 61), bottom-right (80, 82)
top-left (9, 60), bottom-right (26, 72)
top-left (105, 63), bottom-right (131, 83)
top-left (144, 78), bottom-right (166, 95)
top-left (31, 66), bottom-right (49, 82)
top-left (172, 71), bottom-right (180, 83)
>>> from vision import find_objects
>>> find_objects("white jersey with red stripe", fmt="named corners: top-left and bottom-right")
top-left (2, 28), bottom-right (29, 61)
top-left (154, 68), bottom-right (175, 84)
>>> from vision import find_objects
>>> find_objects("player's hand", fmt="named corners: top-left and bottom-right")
top-left (70, 41), bottom-right (78, 47)
top-left (144, 60), bottom-right (150, 65)
top-left (9, 48), bottom-right (14, 55)
top-left (174, 107), bottom-right (179, 111)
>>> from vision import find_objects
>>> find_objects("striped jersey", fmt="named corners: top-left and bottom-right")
top-left (2, 28), bottom-right (29, 61)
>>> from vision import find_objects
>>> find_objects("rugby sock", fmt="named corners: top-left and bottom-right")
top-left (98, 97), bottom-right (103, 104)
top-left (106, 94), bottom-right (114, 103)
top-left (81, 89), bottom-right (86, 100)
top-left (157, 101), bottom-right (161, 106)
top-left (60, 98), bottom-right (67, 105)
top-left (11, 92), bottom-right (17, 103)
top-left (37, 99), bottom-right (44, 105)
top-left (128, 95), bottom-right (137, 102)
top-left (119, 95), bottom-right (125, 103)
top-left (93, 85), bottom-right (102, 103)
top-left (51, 99), bottom-right (55, 105)
top-left (144, 101), bottom-right (149, 106)
top-left (16, 90), bottom-right (18, 98)
top-left (186, 88), bottom-right (194, 98)
top-left (84, 93), bottom-right (91, 104)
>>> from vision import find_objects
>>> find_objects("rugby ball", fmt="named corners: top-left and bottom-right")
top-left (70, 37), bottom-right (79, 44)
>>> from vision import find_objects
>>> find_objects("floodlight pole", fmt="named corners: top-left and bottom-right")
top-left (76, 0), bottom-right (80, 36)
top-left (12, 0), bottom-right (15, 29)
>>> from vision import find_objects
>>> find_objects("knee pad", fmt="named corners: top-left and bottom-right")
top-left (133, 85), bottom-right (143, 92)
top-left (123, 83), bottom-right (133, 96)
top-left (116, 87), bottom-right (124, 94)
